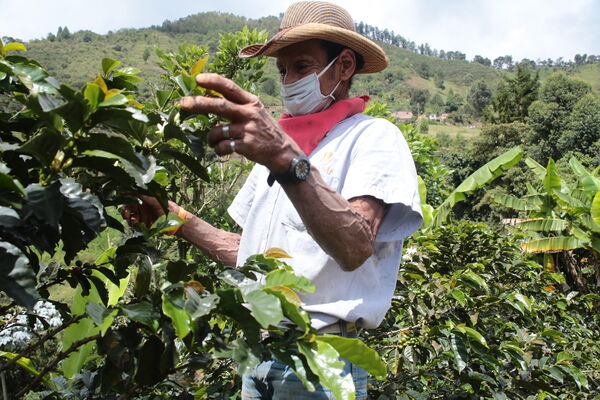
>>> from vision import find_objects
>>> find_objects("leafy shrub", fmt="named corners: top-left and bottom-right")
top-left (368, 222), bottom-right (600, 399)
top-left (0, 35), bottom-right (384, 400)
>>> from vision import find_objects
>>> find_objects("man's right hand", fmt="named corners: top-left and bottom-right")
top-left (121, 195), bottom-right (176, 228)
top-left (122, 195), bottom-right (240, 266)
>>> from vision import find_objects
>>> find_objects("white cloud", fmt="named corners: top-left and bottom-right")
top-left (1, 0), bottom-right (598, 61)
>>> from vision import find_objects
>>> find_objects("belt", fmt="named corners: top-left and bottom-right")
top-left (317, 320), bottom-right (356, 335)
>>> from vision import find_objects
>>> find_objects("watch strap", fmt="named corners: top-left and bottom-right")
top-left (267, 156), bottom-right (310, 187)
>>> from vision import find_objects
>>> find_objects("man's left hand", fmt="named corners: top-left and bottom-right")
top-left (179, 73), bottom-right (302, 174)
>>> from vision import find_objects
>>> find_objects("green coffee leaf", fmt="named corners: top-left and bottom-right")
top-left (244, 289), bottom-right (283, 328)
top-left (298, 341), bottom-right (355, 400)
top-left (157, 145), bottom-right (210, 182)
top-left (86, 302), bottom-right (111, 325)
top-left (265, 266), bottom-right (315, 293)
top-left (455, 326), bottom-right (488, 348)
top-left (0, 241), bottom-right (38, 308)
top-left (264, 287), bottom-right (310, 333)
top-left (101, 58), bottom-right (121, 76)
top-left (121, 301), bottom-right (160, 331)
top-left (450, 333), bottom-right (468, 373)
top-left (317, 335), bottom-right (387, 378)
top-left (162, 291), bottom-right (192, 340)
top-left (184, 287), bottom-right (219, 320)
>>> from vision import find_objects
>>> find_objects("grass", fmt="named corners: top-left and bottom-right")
top-left (428, 123), bottom-right (481, 138)
top-left (573, 63), bottom-right (600, 93)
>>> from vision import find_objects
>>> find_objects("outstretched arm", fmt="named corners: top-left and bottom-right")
top-left (180, 74), bottom-right (387, 271)
top-left (122, 196), bottom-right (240, 266)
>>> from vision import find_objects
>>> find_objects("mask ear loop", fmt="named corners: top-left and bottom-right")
top-left (318, 56), bottom-right (341, 99)
top-left (317, 56), bottom-right (339, 78)
top-left (326, 80), bottom-right (342, 99)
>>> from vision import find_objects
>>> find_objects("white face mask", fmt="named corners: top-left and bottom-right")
top-left (280, 56), bottom-right (341, 116)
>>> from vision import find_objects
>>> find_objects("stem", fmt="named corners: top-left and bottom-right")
top-left (15, 333), bottom-right (101, 398)
top-left (561, 251), bottom-right (589, 294)
top-left (370, 322), bottom-right (425, 339)
top-left (0, 314), bottom-right (84, 373)
top-left (1, 372), bottom-right (6, 400)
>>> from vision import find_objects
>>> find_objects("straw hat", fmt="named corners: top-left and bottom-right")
top-left (239, 1), bottom-right (388, 74)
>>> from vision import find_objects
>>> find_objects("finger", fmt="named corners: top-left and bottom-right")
top-left (213, 139), bottom-right (241, 157)
top-left (207, 123), bottom-right (245, 147)
top-left (195, 73), bottom-right (256, 105)
top-left (122, 204), bottom-right (140, 224)
top-left (179, 95), bottom-right (249, 122)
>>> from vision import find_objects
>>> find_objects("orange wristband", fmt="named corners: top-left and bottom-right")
top-left (166, 206), bottom-right (188, 236)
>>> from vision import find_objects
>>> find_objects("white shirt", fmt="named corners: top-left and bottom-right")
top-left (228, 114), bottom-right (422, 329)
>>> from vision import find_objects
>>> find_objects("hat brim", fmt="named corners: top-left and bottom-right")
top-left (239, 23), bottom-right (388, 74)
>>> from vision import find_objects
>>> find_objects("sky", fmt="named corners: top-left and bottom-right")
top-left (1, 0), bottom-right (599, 62)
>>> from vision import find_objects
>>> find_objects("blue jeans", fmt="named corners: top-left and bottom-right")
top-left (242, 324), bottom-right (368, 399)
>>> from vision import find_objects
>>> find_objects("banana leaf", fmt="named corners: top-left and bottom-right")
top-left (521, 236), bottom-right (586, 253)
top-left (515, 218), bottom-right (567, 232)
top-left (432, 146), bottom-right (523, 226)
top-left (492, 193), bottom-right (538, 211)
top-left (592, 190), bottom-right (600, 225)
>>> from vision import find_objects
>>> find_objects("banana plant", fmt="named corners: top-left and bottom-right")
top-left (420, 146), bottom-right (524, 228)
top-left (493, 157), bottom-right (600, 288)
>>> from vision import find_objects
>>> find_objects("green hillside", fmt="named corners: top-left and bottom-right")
top-left (18, 11), bottom-right (599, 112)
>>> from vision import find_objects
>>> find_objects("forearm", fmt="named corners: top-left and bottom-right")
top-left (281, 168), bottom-right (377, 271)
top-left (176, 213), bottom-right (240, 266)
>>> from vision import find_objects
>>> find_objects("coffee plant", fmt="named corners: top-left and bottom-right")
top-left (0, 32), bottom-right (384, 400)
top-left (367, 222), bottom-right (599, 399)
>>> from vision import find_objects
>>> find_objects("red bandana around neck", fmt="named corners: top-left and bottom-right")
top-left (278, 95), bottom-right (370, 155)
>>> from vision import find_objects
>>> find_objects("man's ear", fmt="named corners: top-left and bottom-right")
top-left (338, 48), bottom-right (356, 81)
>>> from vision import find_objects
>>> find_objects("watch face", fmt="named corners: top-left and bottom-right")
top-left (294, 158), bottom-right (311, 180)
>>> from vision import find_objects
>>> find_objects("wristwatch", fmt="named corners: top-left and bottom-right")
top-left (267, 155), bottom-right (311, 186)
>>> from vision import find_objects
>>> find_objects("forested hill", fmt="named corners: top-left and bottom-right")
top-left (16, 11), bottom-right (600, 112)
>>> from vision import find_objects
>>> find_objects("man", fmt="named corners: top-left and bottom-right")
top-left (125, 1), bottom-right (422, 398)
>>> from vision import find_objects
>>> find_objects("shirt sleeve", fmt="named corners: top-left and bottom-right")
top-left (227, 164), bottom-right (261, 229)
top-left (340, 118), bottom-right (423, 242)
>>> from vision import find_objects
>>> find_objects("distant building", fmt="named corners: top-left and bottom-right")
top-left (425, 113), bottom-right (450, 121)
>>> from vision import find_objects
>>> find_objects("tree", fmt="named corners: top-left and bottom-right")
top-left (260, 77), bottom-right (277, 96)
top-left (417, 117), bottom-right (429, 134)
top-left (409, 88), bottom-right (430, 115)
top-left (142, 47), bottom-right (151, 62)
top-left (56, 26), bottom-right (71, 41)
top-left (434, 72), bottom-right (445, 89)
top-left (468, 80), bottom-right (492, 118)
top-left (416, 62), bottom-right (431, 79)
top-left (429, 93), bottom-right (445, 113)
top-left (539, 71), bottom-right (591, 111)
top-left (445, 88), bottom-right (461, 113)
top-left (473, 55), bottom-right (491, 67)
top-left (559, 94), bottom-right (600, 164)
top-left (527, 72), bottom-right (593, 162)
top-left (489, 64), bottom-right (539, 123)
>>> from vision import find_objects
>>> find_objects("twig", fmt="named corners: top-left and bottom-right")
top-left (15, 333), bottom-right (101, 398)
top-left (372, 322), bottom-right (425, 339)
top-left (0, 314), bottom-right (85, 373)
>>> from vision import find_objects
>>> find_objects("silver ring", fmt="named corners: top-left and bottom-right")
top-left (229, 139), bottom-right (236, 153)
top-left (222, 124), bottom-right (230, 139)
